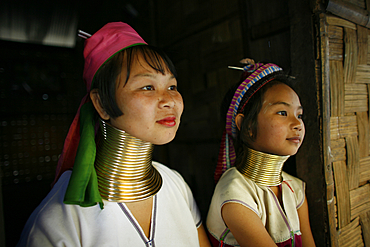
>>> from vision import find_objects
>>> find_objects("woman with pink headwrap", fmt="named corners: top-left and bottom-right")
top-left (17, 22), bottom-right (210, 247)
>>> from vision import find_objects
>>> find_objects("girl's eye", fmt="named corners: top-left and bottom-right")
top-left (142, 85), bottom-right (154, 90)
top-left (298, 113), bottom-right (303, 119)
top-left (168, 85), bottom-right (177, 91)
top-left (277, 111), bottom-right (287, 116)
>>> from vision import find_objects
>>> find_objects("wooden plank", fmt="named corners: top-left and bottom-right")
top-left (350, 184), bottom-right (370, 211)
top-left (326, 0), bottom-right (367, 29)
top-left (330, 42), bottom-right (344, 60)
top-left (338, 217), bottom-right (364, 247)
top-left (345, 84), bottom-right (368, 113)
top-left (331, 138), bottom-right (347, 162)
top-left (356, 112), bottom-right (369, 157)
top-left (339, 227), bottom-right (364, 247)
top-left (368, 35), bottom-right (370, 65)
top-left (351, 201), bottom-right (370, 220)
top-left (328, 26), bottom-right (343, 60)
top-left (360, 211), bottom-right (370, 247)
top-left (357, 25), bottom-right (368, 65)
top-left (347, 0), bottom-right (366, 8)
top-left (321, 13), bottom-right (340, 247)
top-left (339, 115), bottom-right (359, 137)
top-left (333, 160), bottom-right (351, 228)
top-left (331, 117), bottom-right (340, 139)
top-left (331, 61), bottom-right (345, 116)
top-left (346, 136), bottom-right (360, 190)
top-left (326, 15), bottom-right (357, 29)
top-left (355, 64), bottom-right (370, 83)
top-left (339, 217), bottom-right (359, 236)
top-left (329, 25), bottom-right (344, 39)
top-left (359, 156), bottom-right (370, 184)
top-left (344, 28), bottom-right (358, 84)
top-left (368, 86), bottom-right (370, 155)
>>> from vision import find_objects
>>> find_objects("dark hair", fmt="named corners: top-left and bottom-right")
top-left (91, 45), bottom-right (177, 118)
top-left (221, 72), bottom-right (293, 167)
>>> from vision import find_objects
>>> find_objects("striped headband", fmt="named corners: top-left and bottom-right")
top-left (214, 61), bottom-right (282, 183)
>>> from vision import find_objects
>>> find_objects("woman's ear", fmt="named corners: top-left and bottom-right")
top-left (90, 89), bottom-right (110, 120)
top-left (235, 113), bottom-right (244, 131)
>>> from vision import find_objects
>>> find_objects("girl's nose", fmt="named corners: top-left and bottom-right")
top-left (292, 117), bottom-right (303, 131)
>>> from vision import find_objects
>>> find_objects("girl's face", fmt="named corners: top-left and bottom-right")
top-left (108, 53), bottom-right (184, 145)
top-left (248, 83), bottom-right (305, 156)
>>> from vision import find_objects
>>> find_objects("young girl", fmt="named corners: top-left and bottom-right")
top-left (206, 59), bottom-right (315, 247)
top-left (17, 22), bottom-right (210, 247)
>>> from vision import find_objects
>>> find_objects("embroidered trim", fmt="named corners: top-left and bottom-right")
top-left (118, 195), bottom-right (157, 246)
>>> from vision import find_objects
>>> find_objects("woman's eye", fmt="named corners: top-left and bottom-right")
top-left (168, 85), bottom-right (177, 91)
top-left (277, 111), bottom-right (287, 116)
top-left (298, 113), bottom-right (303, 119)
top-left (142, 85), bottom-right (154, 90)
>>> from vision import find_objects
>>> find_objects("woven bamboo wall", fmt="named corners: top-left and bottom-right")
top-left (325, 13), bottom-right (370, 246)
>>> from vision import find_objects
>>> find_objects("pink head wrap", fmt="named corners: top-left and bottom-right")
top-left (53, 22), bottom-right (147, 186)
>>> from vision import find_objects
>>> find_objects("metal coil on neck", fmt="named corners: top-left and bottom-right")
top-left (95, 119), bottom-right (162, 202)
top-left (237, 148), bottom-right (289, 186)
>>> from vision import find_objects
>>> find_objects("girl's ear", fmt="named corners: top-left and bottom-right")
top-left (90, 89), bottom-right (110, 121)
top-left (235, 113), bottom-right (244, 131)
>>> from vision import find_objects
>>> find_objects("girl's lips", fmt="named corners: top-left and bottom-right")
top-left (157, 117), bottom-right (176, 127)
top-left (287, 136), bottom-right (301, 144)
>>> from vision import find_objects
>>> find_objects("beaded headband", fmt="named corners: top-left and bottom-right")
top-left (214, 60), bottom-right (282, 183)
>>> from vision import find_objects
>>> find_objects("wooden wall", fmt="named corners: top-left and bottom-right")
top-left (153, 0), bottom-right (244, 218)
top-left (154, 0), bottom-right (328, 245)
top-left (319, 4), bottom-right (370, 246)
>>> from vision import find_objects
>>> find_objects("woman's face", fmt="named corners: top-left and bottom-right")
top-left (248, 83), bottom-right (305, 156)
top-left (108, 53), bottom-right (184, 145)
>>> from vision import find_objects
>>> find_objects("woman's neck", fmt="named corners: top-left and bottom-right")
top-left (236, 147), bottom-right (290, 186)
top-left (94, 119), bottom-right (162, 202)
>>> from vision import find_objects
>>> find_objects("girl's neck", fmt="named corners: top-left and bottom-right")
top-left (236, 147), bottom-right (289, 186)
top-left (94, 119), bottom-right (162, 202)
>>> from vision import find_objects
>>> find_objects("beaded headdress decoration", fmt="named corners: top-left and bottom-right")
top-left (214, 59), bottom-right (283, 183)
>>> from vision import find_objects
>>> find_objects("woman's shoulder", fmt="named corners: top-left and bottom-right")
top-left (23, 171), bottom-right (106, 226)
top-left (152, 161), bottom-right (191, 184)
top-left (152, 161), bottom-right (190, 195)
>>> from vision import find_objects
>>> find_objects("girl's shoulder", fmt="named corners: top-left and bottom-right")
top-left (281, 172), bottom-right (305, 193)
top-left (281, 171), bottom-right (306, 208)
top-left (217, 167), bottom-right (263, 191)
top-left (214, 168), bottom-right (264, 205)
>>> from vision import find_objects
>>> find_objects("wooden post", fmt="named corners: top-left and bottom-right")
top-left (319, 13), bottom-right (340, 247)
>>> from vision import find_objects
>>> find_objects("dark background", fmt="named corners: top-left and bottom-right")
top-left (0, 0), bottom-right (328, 246)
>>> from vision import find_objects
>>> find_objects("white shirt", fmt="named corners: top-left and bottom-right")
top-left (206, 168), bottom-right (305, 246)
top-left (17, 162), bottom-right (201, 247)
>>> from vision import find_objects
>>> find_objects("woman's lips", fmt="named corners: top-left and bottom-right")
top-left (157, 117), bottom-right (176, 127)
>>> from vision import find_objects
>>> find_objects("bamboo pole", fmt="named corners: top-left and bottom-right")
top-left (326, 0), bottom-right (370, 28)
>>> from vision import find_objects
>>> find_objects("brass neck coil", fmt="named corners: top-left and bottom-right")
top-left (95, 119), bottom-right (162, 202)
top-left (237, 148), bottom-right (289, 186)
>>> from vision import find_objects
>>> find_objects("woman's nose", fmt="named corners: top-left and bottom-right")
top-left (158, 91), bottom-right (175, 108)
